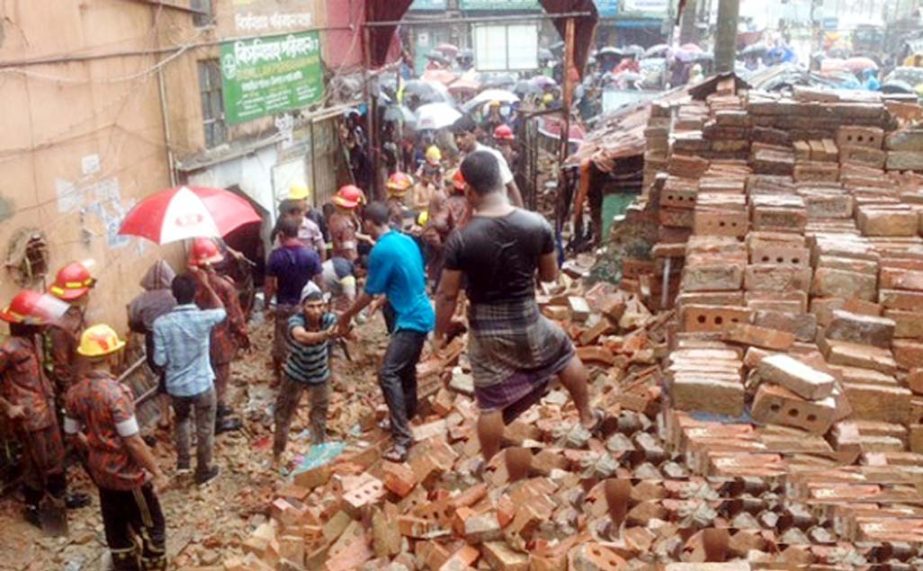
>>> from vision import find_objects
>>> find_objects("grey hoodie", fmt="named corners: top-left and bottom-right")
top-left (128, 260), bottom-right (177, 331)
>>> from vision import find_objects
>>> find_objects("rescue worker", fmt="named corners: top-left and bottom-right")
top-left (481, 100), bottom-right (505, 142)
top-left (65, 324), bottom-right (168, 571)
top-left (385, 172), bottom-right (415, 230)
top-left (46, 261), bottom-right (95, 409)
top-left (493, 124), bottom-right (519, 174)
top-left (0, 290), bottom-right (84, 529)
top-left (188, 238), bottom-right (249, 433)
top-left (328, 185), bottom-right (365, 264)
top-left (277, 183), bottom-right (326, 260)
top-left (415, 145), bottom-right (444, 189)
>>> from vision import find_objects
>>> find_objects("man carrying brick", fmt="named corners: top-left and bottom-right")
top-left (265, 218), bottom-right (324, 386)
top-left (271, 290), bottom-right (341, 470)
top-left (433, 150), bottom-right (599, 466)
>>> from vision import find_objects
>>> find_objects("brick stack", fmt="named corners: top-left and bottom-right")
top-left (643, 82), bottom-right (923, 564)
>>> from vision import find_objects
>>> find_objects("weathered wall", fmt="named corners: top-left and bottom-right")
top-left (0, 0), bottom-right (183, 331)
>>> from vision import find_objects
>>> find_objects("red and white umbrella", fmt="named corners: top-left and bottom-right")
top-left (118, 186), bottom-right (261, 245)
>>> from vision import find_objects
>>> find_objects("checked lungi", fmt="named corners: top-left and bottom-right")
top-left (468, 298), bottom-right (574, 423)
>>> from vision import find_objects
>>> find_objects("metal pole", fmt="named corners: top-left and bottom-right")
top-left (559, 17), bottom-right (575, 167)
top-left (714, 0), bottom-right (740, 73)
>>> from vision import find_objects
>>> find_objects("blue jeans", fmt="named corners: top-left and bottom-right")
top-left (379, 330), bottom-right (427, 448)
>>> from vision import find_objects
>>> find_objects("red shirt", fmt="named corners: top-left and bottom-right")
top-left (0, 336), bottom-right (56, 432)
top-left (65, 371), bottom-right (146, 491)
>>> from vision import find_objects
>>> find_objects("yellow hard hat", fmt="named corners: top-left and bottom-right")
top-left (542, 93), bottom-right (554, 104)
top-left (77, 324), bottom-right (126, 358)
top-left (417, 210), bottom-right (429, 226)
top-left (288, 183), bottom-right (311, 201)
top-left (489, 100), bottom-right (501, 108)
top-left (425, 145), bottom-right (442, 164)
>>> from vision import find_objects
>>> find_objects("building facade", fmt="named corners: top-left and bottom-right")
top-left (0, 0), bottom-right (358, 330)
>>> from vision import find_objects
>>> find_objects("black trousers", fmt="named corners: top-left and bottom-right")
top-left (99, 483), bottom-right (166, 571)
top-left (379, 330), bottom-right (426, 448)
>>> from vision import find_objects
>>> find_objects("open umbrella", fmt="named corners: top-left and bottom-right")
top-left (882, 80), bottom-right (914, 94)
top-left (680, 43), bottom-right (703, 53)
top-left (462, 88), bottom-right (520, 112)
top-left (435, 43), bottom-right (459, 58)
top-left (845, 56), bottom-right (879, 72)
top-left (414, 102), bottom-right (462, 130)
top-left (401, 80), bottom-right (453, 104)
top-left (479, 73), bottom-right (516, 89)
top-left (118, 186), bottom-right (261, 245)
top-left (383, 104), bottom-right (416, 125)
top-left (447, 77), bottom-right (481, 95)
top-left (513, 79), bottom-right (542, 97)
top-left (422, 68), bottom-right (458, 85)
top-left (530, 75), bottom-right (557, 89)
top-left (644, 44), bottom-right (670, 59)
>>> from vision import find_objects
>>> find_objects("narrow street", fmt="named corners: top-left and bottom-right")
top-left (0, 317), bottom-right (391, 570)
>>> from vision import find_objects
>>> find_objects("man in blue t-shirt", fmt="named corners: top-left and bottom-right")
top-left (338, 202), bottom-right (435, 462)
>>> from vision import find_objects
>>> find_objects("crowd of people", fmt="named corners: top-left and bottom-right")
top-left (0, 106), bottom-right (602, 568)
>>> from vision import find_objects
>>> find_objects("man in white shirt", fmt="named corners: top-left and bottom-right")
top-left (451, 115), bottom-right (524, 207)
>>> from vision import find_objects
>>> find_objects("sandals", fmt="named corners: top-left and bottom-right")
top-left (382, 444), bottom-right (409, 463)
top-left (586, 409), bottom-right (606, 437)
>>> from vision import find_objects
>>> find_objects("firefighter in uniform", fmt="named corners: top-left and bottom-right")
top-left (64, 324), bottom-right (168, 571)
top-left (45, 261), bottom-right (95, 409)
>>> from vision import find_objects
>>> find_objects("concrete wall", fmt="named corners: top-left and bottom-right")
top-left (0, 0), bottom-right (184, 332)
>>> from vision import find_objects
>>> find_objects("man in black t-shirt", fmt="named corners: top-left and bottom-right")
top-left (433, 151), bottom-right (599, 476)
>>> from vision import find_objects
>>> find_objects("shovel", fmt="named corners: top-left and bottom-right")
top-left (38, 494), bottom-right (68, 537)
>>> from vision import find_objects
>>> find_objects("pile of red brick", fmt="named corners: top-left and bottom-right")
top-left (635, 78), bottom-right (923, 566)
top-left (218, 80), bottom-right (923, 571)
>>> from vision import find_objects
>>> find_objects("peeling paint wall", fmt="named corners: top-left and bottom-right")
top-left (0, 0), bottom-right (183, 331)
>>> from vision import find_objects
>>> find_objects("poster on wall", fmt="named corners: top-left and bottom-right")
top-left (220, 31), bottom-right (324, 125)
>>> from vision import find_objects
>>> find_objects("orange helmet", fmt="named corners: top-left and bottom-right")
top-left (49, 262), bottom-right (96, 301)
top-left (0, 290), bottom-right (63, 325)
top-left (333, 185), bottom-right (364, 209)
top-left (386, 172), bottom-right (414, 195)
top-left (493, 124), bottom-right (515, 141)
top-left (188, 237), bottom-right (223, 267)
top-left (451, 168), bottom-right (467, 193)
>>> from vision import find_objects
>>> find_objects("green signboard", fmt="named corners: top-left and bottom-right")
top-left (220, 31), bottom-right (324, 125)
top-left (460, 0), bottom-right (541, 10)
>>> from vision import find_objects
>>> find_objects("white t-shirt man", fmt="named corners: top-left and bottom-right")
top-left (474, 142), bottom-right (514, 185)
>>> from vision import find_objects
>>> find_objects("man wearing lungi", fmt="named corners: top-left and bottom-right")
top-left (433, 150), bottom-right (599, 466)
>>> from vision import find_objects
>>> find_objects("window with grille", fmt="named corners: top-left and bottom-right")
top-left (198, 59), bottom-right (227, 148)
top-left (190, 0), bottom-right (214, 27)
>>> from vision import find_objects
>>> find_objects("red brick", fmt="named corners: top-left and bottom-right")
top-left (744, 264), bottom-right (812, 293)
top-left (681, 305), bottom-right (751, 333)
top-left (439, 545), bottom-right (479, 571)
top-left (757, 354), bottom-right (835, 400)
top-left (694, 209), bottom-right (749, 238)
top-left (576, 345), bottom-right (618, 367)
top-left (671, 378), bottom-right (744, 417)
top-left (482, 541), bottom-right (529, 571)
top-left (812, 268), bottom-right (877, 301)
top-left (682, 263), bottom-right (744, 292)
top-left (893, 339), bottom-right (923, 370)
top-left (751, 383), bottom-right (836, 434)
top-left (841, 383), bottom-right (912, 424)
top-left (381, 462), bottom-right (417, 498)
top-left (825, 309), bottom-right (895, 349)
top-left (858, 207), bottom-right (919, 237)
top-left (819, 338), bottom-right (898, 375)
top-left (569, 543), bottom-right (628, 571)
top-left (879, 289), bottom-right (923, 311)
top-left (837, 126), bottom-right (884, 149)
top-left (723, 323), bottom-right (795, 350)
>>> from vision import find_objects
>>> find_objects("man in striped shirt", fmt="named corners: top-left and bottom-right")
top-left (272, 290), bottom-right (340, 469)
